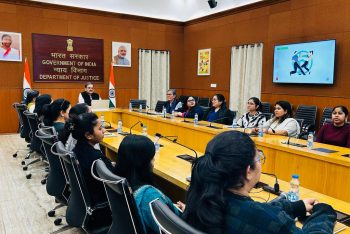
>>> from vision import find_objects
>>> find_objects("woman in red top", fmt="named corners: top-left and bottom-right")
top-left (316, 106), bottom-right (350, 148)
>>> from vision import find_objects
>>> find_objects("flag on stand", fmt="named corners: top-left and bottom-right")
top-left (23, 57), bottom-right (32, 101)
top-left (108, 62), bottom-right (116, 108)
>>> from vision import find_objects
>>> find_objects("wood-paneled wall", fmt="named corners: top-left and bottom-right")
top-left (0, 1), bottom-right (183, 133)
top-left (180, 0), bottom-right (350, 127)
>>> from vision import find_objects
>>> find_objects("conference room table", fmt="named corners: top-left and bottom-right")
top-left (96, 108), bottom-right (350, 204)
top-left (99, 119), bottom-right (350, 233)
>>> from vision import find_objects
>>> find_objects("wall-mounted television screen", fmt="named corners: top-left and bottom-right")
top-left (273, 39), bottom-right (336, 84)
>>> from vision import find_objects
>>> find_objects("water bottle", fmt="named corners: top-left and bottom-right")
top-left (307, 132), bottom-right (314, 149)
top-left (171, 110), bottom-right (175, 119)
top-left (139, 104), bottom-right (142, 112)
top-left (100, 114), bottom-right (105, 128)
top-left (154, 135), bottom-right (160, 152)
top-left (117, 120), bottom-right (122, 133)
top-left (129, 102), bottom-right (132, 112)
top-left (258, 122), bottom-right (264, 137)
top-left (287, 174), bottom-right (300, 202)
top-left (142, 125), bottom-right (147, 136)
top-left (194, 113), bottom-right (199, 125)
top-left (162, 107), bottom-right (167, 118)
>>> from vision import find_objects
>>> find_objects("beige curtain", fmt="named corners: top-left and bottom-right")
top-left (229, 43), bottom-right (263, 118)
top-left (139, 49), bottom-right (169, 109)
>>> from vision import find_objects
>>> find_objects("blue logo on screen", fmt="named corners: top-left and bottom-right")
top-left (290, 50), bottom-right (313, 76)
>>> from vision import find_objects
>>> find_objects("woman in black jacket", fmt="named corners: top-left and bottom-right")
top-left (175, 96), bottom-right (204, 120)
top-left (203, 94), bottom-right (233, 125)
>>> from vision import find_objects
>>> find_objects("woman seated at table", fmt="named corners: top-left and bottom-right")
top-left (316, 105), bottom-right (350, 148)
top-left (26, 89), bottom-right (39, 113)
top-left (42, 98), bottom-right (71, 134)
top-left (237, 97), bottom-right (266, 128)
top-left (203, 94), bottom-right (232, 125)
top-left (70, 112), bottom-right (114, 206)
top-left (113, 135), bottom-right (184, 233)
top-left (183, 131), bottom-right (336, 233)
top-left (175, 96), bottom-right (204, 120)
top-left (263, 100), bottom-right (300, 137)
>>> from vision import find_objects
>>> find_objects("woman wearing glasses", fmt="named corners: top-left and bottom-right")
top-left (316, 106), bottom-right (350, 147)
top-left (263, 100), bottom-right (300, 137)
top-left (183, 131), bottom-right (336, 233)
top-left (175, 96), bottom-right (204, 120)
top-left (203, 94), bottom-right (233, 125)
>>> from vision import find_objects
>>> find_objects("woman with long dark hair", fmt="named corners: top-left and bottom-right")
top-left (175, 96), bottom-right (204, 120)
top-left (183, 131), bottom-right (336, 234)
top-left (70, 112), bottom-right (113, 205)
top-left (114, 135), bottom-right (183, 233)
top-left (34, 94), bottom-right (52, 120)
top-left (25, 89), bottom-right (39, 113)
top-left (316, 105), bottom-right (350, 147)
top-left (237, 97), bottom-right (266, 128)
top-left (263, 100), bottom-right (300, 137)
top-left (203, 94), bottom-right (232, 125)
top-left (42, 98), bottom-right (71, 133)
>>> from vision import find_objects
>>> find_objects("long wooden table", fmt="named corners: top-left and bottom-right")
top-left (96, 109), bottom-right (350, 203)
top-left (100, 123), bottom-right (350, 233)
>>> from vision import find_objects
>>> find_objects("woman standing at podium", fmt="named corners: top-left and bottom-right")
top-left (316, 105), bottom-right (350, 148)
top-left (183, 131), bottom-right (336, 233)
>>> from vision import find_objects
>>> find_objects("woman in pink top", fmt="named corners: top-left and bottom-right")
top-left (316, 106), bottom-right (350, 148)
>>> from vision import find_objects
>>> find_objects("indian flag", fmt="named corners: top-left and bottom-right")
top-left (108, 62), bottom-right (116, 108)
top-left (23, 57), bottom-right (31, 101)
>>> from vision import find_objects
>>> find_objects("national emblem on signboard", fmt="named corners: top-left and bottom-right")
top-left (67, 39), bottom-right (73, 51)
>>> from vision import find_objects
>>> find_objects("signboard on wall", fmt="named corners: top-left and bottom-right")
top-left (32, 33), bottom-right (104, 82)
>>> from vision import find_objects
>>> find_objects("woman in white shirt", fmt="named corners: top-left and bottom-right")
top-left (263, 100), bottom-right (300, 137)
top-left (237, 97), bottom-right (266, 128)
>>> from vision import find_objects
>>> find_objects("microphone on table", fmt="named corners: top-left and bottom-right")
top-left (269, 126), bottom-right (276, 134)
top-left (281, 135), bottom-right (307, 147)
top-left (129, 120), bottom-right (142, 135)
top-left (207, 117), bottom-right (230, 129)
top-left (261, 172), bottom-right (280, 195)
top-left (156, 132), bottom-right (198, 162)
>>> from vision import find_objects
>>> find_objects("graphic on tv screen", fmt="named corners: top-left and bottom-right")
top-left (273, 40), bottom-right (335, 84)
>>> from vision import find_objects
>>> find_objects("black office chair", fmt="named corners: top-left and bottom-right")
top-left (178, 96), bottom-right (188, 105)
top-left (54, 142), bottom-right (111, 233)
top-left (22, 111), bottom-right (45, 176)
top-left (294, 105), bottom-right (317, 137)
top-left (261, 102), bottom-right (271, 114)
top-left (12, 103), bottom-right (32, 158)
top-left (91, 159), bottom-right (145, 234)
top-left (150, 199), bottom-right (206, 234)
top-left (130, 99), bottom-right (147, 109)
top-left (262, 113), bottom-right (273, 121)
top-left (37, 129), bottom-right (70, 225)
top-left (229, 110), bottom-right (237, 122)
top-left (155, 101), bottom-right (167, 113)
top-left (197, 97), bottom-right (210, 107)
top-left (319, 107), bottom-right (333, 129)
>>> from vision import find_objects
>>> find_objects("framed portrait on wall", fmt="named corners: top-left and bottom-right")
top-left (0, 31), bottom-right (22, 62)
top-left (197, 48), bottom-right (211, 76)
top-left (112, 42), bottom-right (131, 67)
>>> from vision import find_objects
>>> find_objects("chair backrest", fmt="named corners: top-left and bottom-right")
top-left (294, 105), bottom-right (317, 127)
top-left (294, 118), bottom-right (304, 130)
top-left (178, 96), bottom-right (188, 105)
top-left (262, 112), bottom-right (273, 121)
top-left (149, 199), bottom-right (206, 234)
top-left (260, 102), bottom-right (271, 114)
top-left (320, 107), bottom-right (333, 129)
top-left (197, 97), bottom-right (210, 107)
top-left (155, 101), bottom-right (167, 113)
top-left (130, 99), bottom-right (147, 109)
top-left (53, 141), bottom-right (92, 228)
top-left (13, 103), bottom-right (31, 140)
top-left (229, 110), bottom-right (237, 121)
top-left (23, 111), bottom-right (42, 153)
top-left (36, 128), bottom-right (69, 200)
top-left (92, 159), bottom-right (144, 234)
